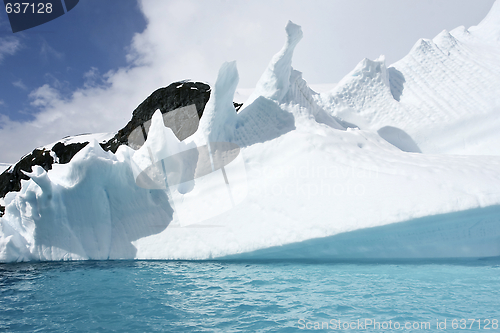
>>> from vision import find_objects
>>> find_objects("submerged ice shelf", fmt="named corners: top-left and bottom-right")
top-left (2, 4), bottom-right (500, 262)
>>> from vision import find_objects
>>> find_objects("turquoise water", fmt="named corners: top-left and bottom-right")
top-left (1, 259), bottom-right (500, 332)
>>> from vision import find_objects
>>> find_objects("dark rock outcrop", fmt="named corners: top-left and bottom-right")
top-left (0, 149), bottom-right (54, 215)
top-left (52, 141), bottom-right (90, 164)
top-left (102, 81), bottom-right (211, 152)
top-left (233, 102), bottom-right (243, 112)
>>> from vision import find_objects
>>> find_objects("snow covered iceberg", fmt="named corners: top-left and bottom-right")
top-left (2, 8), bottom-right (500, 262)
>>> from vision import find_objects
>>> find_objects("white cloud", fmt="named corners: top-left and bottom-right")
top-left (40, 39), bottom-right (64, 62)
top-left (83, 67), bottom-right (107, 89)
top-left (0, 37), bottom-right (20, 64)
top-left (29, 84), bottom-right (62, 107)
top-left (0, 0), bottom-right (495, 163)
top-left (12, 79), bottom-right (27, 90)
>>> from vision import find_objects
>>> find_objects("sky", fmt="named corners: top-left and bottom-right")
top-left (0, 0), bottom-right (496, 163)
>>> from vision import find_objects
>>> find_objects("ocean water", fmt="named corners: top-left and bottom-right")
top-left (1, 259), bottom-right (500, 332)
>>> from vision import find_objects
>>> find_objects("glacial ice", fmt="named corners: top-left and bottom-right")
top-left (2, 2), bottom-right (500, 262)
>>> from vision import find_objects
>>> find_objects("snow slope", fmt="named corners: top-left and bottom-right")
top-left (316, 1), bottom-right (500, 155)
top-left (2, 5), bottom-right (500, 262)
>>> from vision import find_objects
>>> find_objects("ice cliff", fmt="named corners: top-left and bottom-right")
top-left (2, 4), bottom-right (500, 262)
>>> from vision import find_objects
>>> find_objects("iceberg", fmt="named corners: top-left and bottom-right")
top-left (1, 2), bottom-right (500, 262)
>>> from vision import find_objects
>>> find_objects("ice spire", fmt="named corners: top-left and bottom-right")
top-left (243, 21), bottom-right (303, 107)
top-left (196, 61), bottom-right (239, 143)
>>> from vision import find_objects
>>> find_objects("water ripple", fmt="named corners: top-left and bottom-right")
top-left (0, 259), bottom-right (499, 332)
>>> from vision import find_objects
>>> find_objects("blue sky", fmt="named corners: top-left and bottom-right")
top-left (0, 0), bottom-right (496, 162)
top-left (0, 0), bottom-right (146, 122)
